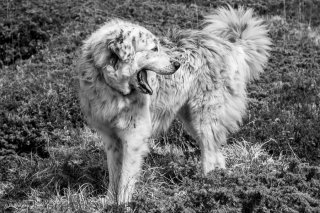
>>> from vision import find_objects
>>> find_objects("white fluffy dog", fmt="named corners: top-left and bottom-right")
top-left (78, 6), bottom-right (271, 204)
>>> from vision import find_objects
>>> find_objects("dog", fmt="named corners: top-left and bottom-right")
top-left (77, 6), bottom-right (271, 204)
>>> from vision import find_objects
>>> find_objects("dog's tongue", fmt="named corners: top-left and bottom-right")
top-left (139, 70), bottom-right (153, 95)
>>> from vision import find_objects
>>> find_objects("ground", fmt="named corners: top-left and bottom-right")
top-left (0, 0), bottom-right (320, 212)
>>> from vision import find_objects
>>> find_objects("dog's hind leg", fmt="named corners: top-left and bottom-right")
top-left (196, 123), bottom-right (226, 175)
top-left (179, 105), bottom-right (226, 175)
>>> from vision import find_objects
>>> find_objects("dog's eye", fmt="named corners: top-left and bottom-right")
top-left (109, 54), bottom-right (119, 67)
top-left (151, 46), bottom-right (158, 52)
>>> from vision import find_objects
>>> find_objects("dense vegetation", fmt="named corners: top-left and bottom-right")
top-left (1, 0), bottom-right (319, 212)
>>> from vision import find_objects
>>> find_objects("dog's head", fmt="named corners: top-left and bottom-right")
top-left (80, 20), bottom-right (180, 95)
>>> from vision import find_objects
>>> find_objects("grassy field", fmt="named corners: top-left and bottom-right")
top-left (1, 0), bottom-right (320, 212)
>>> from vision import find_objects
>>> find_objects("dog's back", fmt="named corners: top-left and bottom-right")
top-left (149, 6), bottom-right (271, 175)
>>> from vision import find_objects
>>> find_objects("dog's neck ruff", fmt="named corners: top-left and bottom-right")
top-left (104, 80), bottom-right (136, 97)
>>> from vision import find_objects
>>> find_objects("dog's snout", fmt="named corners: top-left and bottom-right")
top-left (172, 61), bottom-right (180, 70)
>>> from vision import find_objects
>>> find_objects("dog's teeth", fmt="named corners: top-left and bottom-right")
top-left (137, 70), bottom-right (153, 95)
top-left (137, 71), bottom-right (142, 82)
top-left (141, 70), bottom-right (153, 95)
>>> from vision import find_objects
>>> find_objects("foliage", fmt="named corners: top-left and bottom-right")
top-left (133, 157), bottom-right (320, 213)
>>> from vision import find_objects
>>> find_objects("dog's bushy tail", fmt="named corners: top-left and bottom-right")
top-left (203, 6), bottom-right (272, 81)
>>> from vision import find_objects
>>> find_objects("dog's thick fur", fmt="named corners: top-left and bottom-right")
top-left (78, 6), bottom-right (271, 204)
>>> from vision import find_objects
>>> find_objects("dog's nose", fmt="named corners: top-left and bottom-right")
top-left (173, 61), bottom-right (180, 70)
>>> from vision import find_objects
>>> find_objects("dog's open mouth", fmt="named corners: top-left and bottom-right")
top-left (137, 69), bottom-right (153, 95)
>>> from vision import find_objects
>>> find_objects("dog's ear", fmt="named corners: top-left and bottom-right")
top-left (108, 30), bottom-right (135, 62)
top-left (77, 54), bottom-right (99, 83)
top-left (78, 41), bottom-right (111, 82)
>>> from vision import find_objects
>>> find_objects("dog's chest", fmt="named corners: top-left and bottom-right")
top-left (104, 94), bottom-right (149, 130)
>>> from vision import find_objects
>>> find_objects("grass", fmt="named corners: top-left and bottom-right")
top-left (1, 137), bottom-right (304, 212)
top-left (1, 0), bottom-right (320, 212)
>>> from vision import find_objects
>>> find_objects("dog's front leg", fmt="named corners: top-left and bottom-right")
top-left (116, 126), bottom-right (150, 204)
top-left (100, 128), bottom-right (149, 204)
top-left (118, 132), bottom-right (148, 203)
top-left (100, 132), bottom-right (123, 203)
top-left (100, 98), bottom-right (152, 204)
